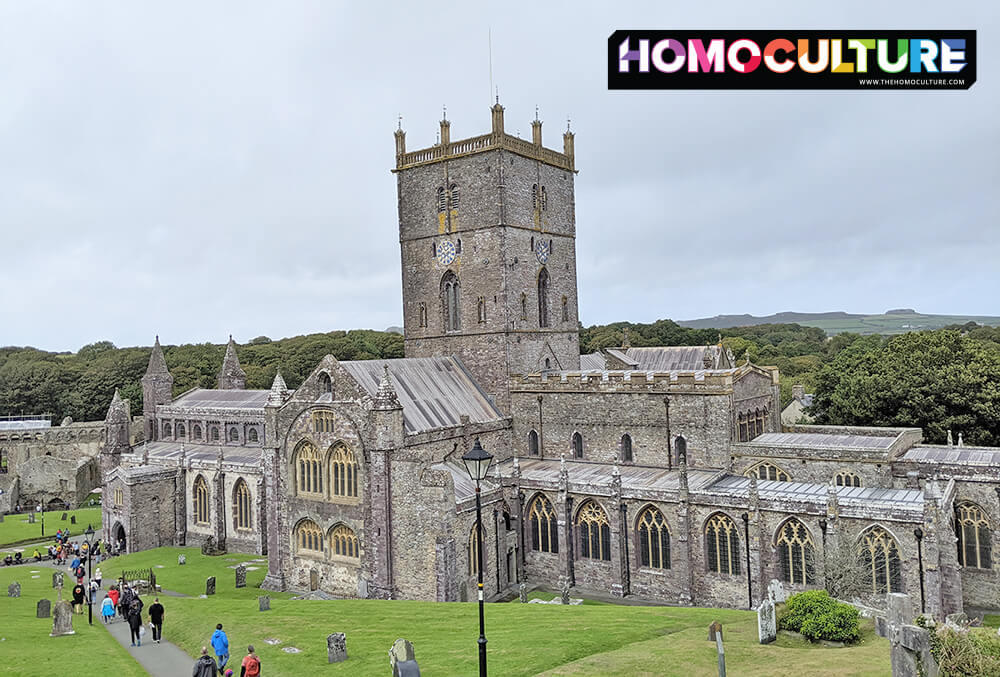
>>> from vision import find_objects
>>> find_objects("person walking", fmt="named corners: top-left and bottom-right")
top-left (127, 599), bottom-right (143, 647)
top-left (108, 585), bottom-right (120, 621)
top-left (100, 594), bottom-right (115, 624)
top-left (240, 645), bottom-right (261, 677)
top-left (71, 583), bottom-right (85, 614)
top-left (148, 598), bottom-right (164, 643)
top-left (192, 647), bottom-right (217, 677)
top-left (211, 623), bottom-right (230, 674)
top-left (94, 567), bottom-right (102, 588)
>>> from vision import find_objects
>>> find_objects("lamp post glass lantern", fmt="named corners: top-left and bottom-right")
top-left (461, 438), bottom-right (494, 677)
top-left (85, 526), bottom-right (95, 625)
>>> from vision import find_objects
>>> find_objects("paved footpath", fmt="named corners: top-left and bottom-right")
top-left (37, 559), bottom-right (198, 677)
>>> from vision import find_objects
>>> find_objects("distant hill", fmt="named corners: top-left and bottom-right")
top-left (678, 310), bottom-right (1000, 335)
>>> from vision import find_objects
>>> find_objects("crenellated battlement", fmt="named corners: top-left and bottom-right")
top-left (393, 103), bottom-right (575, 172)
top-left (511, 368), bottom-right (738, 393)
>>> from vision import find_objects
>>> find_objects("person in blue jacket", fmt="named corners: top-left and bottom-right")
top-left (211, 623), bottom-right (230, 674)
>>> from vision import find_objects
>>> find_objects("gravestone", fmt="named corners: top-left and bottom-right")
top-left (766, 579), bottom-right (787, 604)
top-left (875, 593), bottom-right (938, 677)
top-left (327, 632), bottom-right (347, 663)
top-left (61, 513), bottom-right (67, 521)
top-left (390, 638), bottom-right (420, 677)
top-left (708, 620), bottom-right (723, 641)
top-left (235, 564), bottom-right (247, 588)
top-left (8, 582), bottom-right (20, 597)
top-left (28, 513), bottom-right (35, 523)
top-left (205, 576), bottom-right (216, 596)
top-left (50, 601), bottom-right (75, 636)
top-left (0, 513), bottom-right (4, 522)
top-left (757, 597), bottom-right (776, 644)
top-left (518, 582), bottom-right (527, 603)
top-left (52, 572), bottom-right (64, 589)
top-left (178, 555), bottom-right (186, 565)
top-left (70, 516), bottom-right (76, 525)
top-left (559, 578), bottom-right (570, 605)
top-left (258, 596), bottom-right (270, 612)
top-left (310, 570), bottom-right (319, 591)
top-left (37, 599), bottom-right (51, 618)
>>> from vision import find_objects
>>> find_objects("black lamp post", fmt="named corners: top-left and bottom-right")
top-left (461, 438), bottom-right (494, 677)
top-left (36, 503), bottom-right (44, 537)
top-left (85, 525), bottom-right (95, 625)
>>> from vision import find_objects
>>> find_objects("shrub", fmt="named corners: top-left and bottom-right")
top-left (932, 627), bottom-right (1000, 676)
top-left (779, 590), bottom-right (861, 643)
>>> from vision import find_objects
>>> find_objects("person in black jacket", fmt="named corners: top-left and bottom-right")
top-left (192, 647), bottom-right (216, 677)
top-left (127, 599), bottom-right (143, 647)
top-left (71, 583), bottom-right (85, 614)
top-left (148, 598), bottom-right (164, 643)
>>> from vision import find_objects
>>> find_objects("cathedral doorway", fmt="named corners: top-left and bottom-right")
top-left (112, 522), bottom-right (127, 553)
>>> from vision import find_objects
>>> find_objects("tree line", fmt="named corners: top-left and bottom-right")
top-left (2, 321), bottom-right (998, 446)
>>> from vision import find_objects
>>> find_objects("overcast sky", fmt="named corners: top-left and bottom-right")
top-left (1, 1), bottom-right (995, 352)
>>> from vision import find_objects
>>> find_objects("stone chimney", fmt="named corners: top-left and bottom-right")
top-left (792, 385), bottom-right (806, 402)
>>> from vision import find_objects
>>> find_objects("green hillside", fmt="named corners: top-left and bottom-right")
top-left (679, 310), bottom-right (1000, 335)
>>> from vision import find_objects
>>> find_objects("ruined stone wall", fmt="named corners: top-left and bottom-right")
top-left (0, 422), bottom-right (104, 507)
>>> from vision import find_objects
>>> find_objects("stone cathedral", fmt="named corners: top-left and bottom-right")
top-left (101, 105), bottom-right (999, 618)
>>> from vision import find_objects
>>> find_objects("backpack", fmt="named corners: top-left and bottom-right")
top-left (244, 656), bottom-right (260, 677)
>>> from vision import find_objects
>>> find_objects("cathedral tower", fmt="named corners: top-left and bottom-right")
top-left (141, 336), bottom-right (173, 441)
top-left (101, 388), bottom-right (131, 476)
top-left (394, 105), bottom-right (581, 411)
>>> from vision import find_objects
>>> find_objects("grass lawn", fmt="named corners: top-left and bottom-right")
top-left (985, 614), bottom-right (1000, 628)
top-left (0, 566), bottom-right (145, 677)
top-left (0, 507), bottom-right (102, 549)
top-left (105, 548), bottom-right (890, 677)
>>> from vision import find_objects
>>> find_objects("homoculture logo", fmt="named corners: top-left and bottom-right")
top-left (608, 30), bottom-right (976, 90)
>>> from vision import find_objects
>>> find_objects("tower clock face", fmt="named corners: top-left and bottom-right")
top-left (535, 240), bottom-right (550, 264)
top-left (436, 240), bottom-right (457, 265)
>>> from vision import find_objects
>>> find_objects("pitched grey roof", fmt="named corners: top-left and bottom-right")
top-left (170, 389), bottom-right (270, 410)
top-left (340, 357), bottom-right (505, 434)
top-left (499, 458), bottom-right (721, 493)
top-left (707, 475), bottom-right (924, 507)
top-left (144, 441), bottom-right (263, 466)
top-left (743, 432), bottom-right (895, 450)
top-left (580, 353), bottom-right (606, 370)
top-left (580, 346), bottom-right (725, 372)
top-left (0, 417), bottom-right (50, 431)
top-left (901, 445), bottom-right (1000, 467)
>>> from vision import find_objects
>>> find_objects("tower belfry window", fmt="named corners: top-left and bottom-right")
top-left (448, 184), bottom-right (460, 210)
top-left (437, 187), bottom-right (446, 213)
top-left (538, 268), bottom-right (550, 328)
top-left (441, 271), bottom-right (461, 332)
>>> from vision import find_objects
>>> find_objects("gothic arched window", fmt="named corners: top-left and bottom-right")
top-left (637, 506), bottom-right (670, 569)
top-left (776, 518), bottom-right (815, 585)
top-left (295, 442), bottom-right (323, 497)
top-left (318, 372), bottom-right (333, 395)
top-left (193, 424), bottom-right (202, 441)
top-left (441, 271), bottom-right (461, 332)
top-left (577, 501), bottom-right (611, 561)
top-left (956, 503), bottom-right (992, 569)
top-left (247, 428), bottom-right (259, 444)
top-left (834, 471), bottom-right (861, 487)
top-left (436, 187), bottom-right (446, 213)
top-left (477, 296), bottom-right (486, 324)
top-left (177, 423), bottom-right (186, 439)
top-left (193, 475), bottom-right (210, 525)
top-left (621, 434), bottom-right (633, 463)
top-left (295, 519), bottom-right (323, 555)
top-left (705, 513), bottom-right (740, 575)
top-left (859, 526), bottom-right (902, 595)
top-left (537, 268), bottom-right (550, 328)
top-left (234, 479), bottom-right (252, 531)
top-left (747, 462), bottom-right (790, 482)
top-left (571, 432), bottom-right (583, 459)
top-left (528, 430), bottom-right (539, 456)
top-left (163, 422), bottom-right (172, 438)
top-left (520, 292), bottom-right (528, 321)
top-left (329, 524), bottom-right (358, 560)
top-left (448, 183), bottom-right (460, 210)
top-left (211, 426), bottom-right (220, 442)
top-left (228, 427), bottom-right (239, 443)
top-left (541, 186), bottom-right (548, 210)
top-left (561, 296), bottom-right (568, 322)
top-left (532, 184), bottom-right (539, 211)
top-left (528, 494), bottom-right (558, 553)
top-left (330, 443), bottom-right (359, 499)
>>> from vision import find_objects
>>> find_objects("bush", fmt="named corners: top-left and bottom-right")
top-left (932, 627), bottom-right (1000, 676)
top-left (779, 590), bottom-right (861, 643)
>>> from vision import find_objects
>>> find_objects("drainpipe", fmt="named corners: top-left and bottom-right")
top-left (741, 512), bottom-right (752, 609)
top-left (914, 527), bottom-right (925, 614)
top-left (620, 502), bottom-right (630, 596)
top-left (494, 508), bottom-right (501, 592)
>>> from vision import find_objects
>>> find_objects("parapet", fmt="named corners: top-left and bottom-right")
top-left (511, 369), bottom-right (737, 393)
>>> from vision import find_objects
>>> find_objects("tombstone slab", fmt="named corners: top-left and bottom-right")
top-left (52, 572), bottom-right (64, 589)
top-left (258, 595), bottom-right (270, 612)
top-left (28, 513), bottom-right (35, 523)
top-left (178, 555), bottom-right (186, 565)
top-left (559, 578), bottom-right (571, 605)
top-left (395, 660), bottom-right (421, 677)
top-left (875, 592), bottom-right (939, 677)
top-left (766, 579), bottom-right (787, 603)
top-left (389, 638), bottom-right (415, 670)
top-left (205, 576), bottom-right (216, 596)
top-left (36, 599), bottom-right (51, 618)
top-left (7, 582), bottom-right (20, 598)
top-left (518, 582), bottom-right (527, 603)
top-left (757, 597), bottom-right (776, 644)
top-left (50, 601), bottom-right (75, 636)
top-left (327, 632), bottom-right (347, 663)
top-left (235, 564), bottom-right (247, 588)
top-left (70, 516), bottom-right (76, 525)
top-left (61, 512), bottom-right (67, 521)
